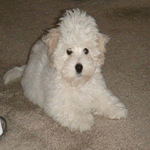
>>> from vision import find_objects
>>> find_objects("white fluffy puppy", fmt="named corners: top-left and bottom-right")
top-left (3, 8), bottom-right (128, 132)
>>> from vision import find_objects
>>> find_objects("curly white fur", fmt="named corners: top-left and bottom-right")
top-left (3, 8), bottom-right (128, 132)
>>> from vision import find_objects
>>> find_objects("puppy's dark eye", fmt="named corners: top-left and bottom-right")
top-left (67, 49), bottom-right (73, 55)
top-left (83, 48), bottom-right (89, 55)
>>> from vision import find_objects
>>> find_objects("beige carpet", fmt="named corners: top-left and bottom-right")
top-left (0, 0), bottom-right (150, 149)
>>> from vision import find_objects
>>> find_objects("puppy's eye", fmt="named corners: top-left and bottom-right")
top-left (67, 49), bottom-right (73, 55)
top-left (83, 48), bottom-right (89, 55)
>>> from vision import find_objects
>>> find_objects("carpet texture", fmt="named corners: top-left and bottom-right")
top-left (0, 0), bottom-right (150, 149)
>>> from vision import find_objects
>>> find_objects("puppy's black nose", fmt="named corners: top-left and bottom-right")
top-left (75, 63), bottom-right (83, 74)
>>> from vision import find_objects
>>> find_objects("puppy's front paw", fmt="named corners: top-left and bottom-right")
top-left (72, 114), bottom-right (94, 132)
top-left (107, 102), bottom-right (128, 120)
top-left (63, 113), bottom-right (94, 132)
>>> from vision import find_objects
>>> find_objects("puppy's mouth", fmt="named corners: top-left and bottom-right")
top-left (76, 73), bottom-right (82, 77)
top-left (61, 62), bottom-right (95, 86)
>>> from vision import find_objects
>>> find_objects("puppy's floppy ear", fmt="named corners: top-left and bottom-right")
top-left (98, 33), bottom-right (110, 65)
top-left (42, 28), bottom-right (61, 67)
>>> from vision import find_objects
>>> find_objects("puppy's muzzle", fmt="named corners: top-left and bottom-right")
top-left (75, 63), bottom-right (83, 74)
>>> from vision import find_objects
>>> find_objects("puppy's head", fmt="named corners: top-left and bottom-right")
top-left (43, 8), bottom-right (109, 85)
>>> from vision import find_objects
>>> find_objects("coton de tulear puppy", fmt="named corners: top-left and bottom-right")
top-left (3, 8), bottom-right (128, 132)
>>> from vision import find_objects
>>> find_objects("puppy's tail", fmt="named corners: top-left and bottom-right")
top-left (3, 65), bottom-right (26, 85)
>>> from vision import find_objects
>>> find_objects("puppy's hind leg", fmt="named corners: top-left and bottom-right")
top-left (3, 65), bottom-right (26, 85)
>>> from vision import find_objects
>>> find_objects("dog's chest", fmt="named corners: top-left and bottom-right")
top-left (57, 82), bottom-right (96, 110)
